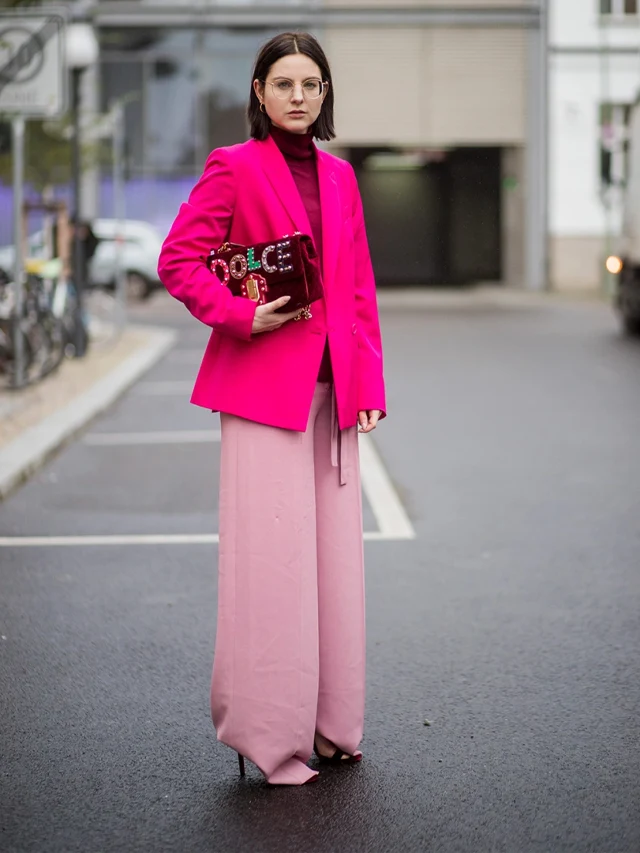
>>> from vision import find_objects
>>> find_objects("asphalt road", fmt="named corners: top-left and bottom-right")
top-left (1, 291), bottom-right (639, 853)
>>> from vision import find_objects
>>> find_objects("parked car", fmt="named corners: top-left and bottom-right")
top-left (90, 219), bottom-right (164, 300)
top-left (0, 218), bottom-right (164, 301)
top-left (606, 97), bottom-right (640, 335)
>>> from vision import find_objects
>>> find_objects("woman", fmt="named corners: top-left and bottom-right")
top-left (158, 32), bottom-right (386, 786)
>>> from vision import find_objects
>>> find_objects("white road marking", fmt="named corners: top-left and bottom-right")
top-left (1, 430), bottom-right (414, 547)
top-left (0, 531), bottom-right (392, 547)
top-left (77, 431), bottom-right (414, 536)
top-left (358, 434), bottom-right (416, 540)
top-left (135, 381), bottom-right (193, 395)
top-left (0, 534), bottom-right (219, 547)
top-left (83, 430), bottom-right (221, 446)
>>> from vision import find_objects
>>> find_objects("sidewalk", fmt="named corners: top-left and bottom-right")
top-left (0, 324), bottom-right (176, 499)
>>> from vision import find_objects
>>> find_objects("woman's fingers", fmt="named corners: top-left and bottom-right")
top-left (252, 297), bottom-right (301, 334)
top-left (358, 410), bottom-right (381, 433)
top-left (262, 296), bottom-right (291, 313)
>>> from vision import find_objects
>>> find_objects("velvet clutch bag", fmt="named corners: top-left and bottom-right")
top-left (205, 232), bottom-right (323, 319)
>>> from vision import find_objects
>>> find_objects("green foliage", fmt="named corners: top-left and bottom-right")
top-left (0, 119), bottom-right (67, 189)
top-left (3, 0), bottom-right (46, 7)
top-left (0, 117), bottom-right (109, 191)
top-left (1, 0), bottom-right (108, 189)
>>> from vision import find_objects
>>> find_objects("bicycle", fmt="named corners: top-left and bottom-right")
top-left (0, 262), bottom-right (70, 388)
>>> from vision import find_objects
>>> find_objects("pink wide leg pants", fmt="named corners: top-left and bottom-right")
top-left (210, 383), bottom-right (365, 784)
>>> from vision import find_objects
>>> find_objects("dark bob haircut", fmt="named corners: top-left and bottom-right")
top-left (247, 32), bottom-right (335, 142)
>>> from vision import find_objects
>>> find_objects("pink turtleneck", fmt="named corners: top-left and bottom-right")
top-left (270, 125), bottom-right (332, 384)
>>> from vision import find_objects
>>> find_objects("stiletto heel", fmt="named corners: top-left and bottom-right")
top-left (238, 753), bottom-right (245, 777)
top-left (313, 738), bottom-right (363, 765)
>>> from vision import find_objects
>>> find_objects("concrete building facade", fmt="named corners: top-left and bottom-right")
top-left (550, 0), bottom-right (640, 291)
top-left (86, 0), bottom-right (545, 289)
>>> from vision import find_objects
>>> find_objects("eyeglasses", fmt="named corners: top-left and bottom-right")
top-left (264, 78), bottom-right (328, 100)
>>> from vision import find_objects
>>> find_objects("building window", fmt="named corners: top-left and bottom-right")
top-left (600, 103), bottom-right (632, 187)
top-left (99, 27), bottom-right (283, 177)
top-left (600, 0), bottom-right (638, 16)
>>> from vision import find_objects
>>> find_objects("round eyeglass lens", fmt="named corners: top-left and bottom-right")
top-left (270, 79), bottom-right (324, 99)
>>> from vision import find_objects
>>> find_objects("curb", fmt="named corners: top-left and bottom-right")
top-left (0, 325), bottom-right (177, 500)
top-left (375, 285), bottom-right (611, 310)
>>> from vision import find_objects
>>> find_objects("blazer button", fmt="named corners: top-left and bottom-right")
top-left (352, 324), bottom-right (357, 334)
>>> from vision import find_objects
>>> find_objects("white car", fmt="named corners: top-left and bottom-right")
top-left (90, 219), bottom-right (164, 299)
top-left (0, 218), bottom-right (164, 300)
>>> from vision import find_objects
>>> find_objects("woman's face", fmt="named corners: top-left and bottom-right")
top-left (254, 53), bottom-right (327, 135)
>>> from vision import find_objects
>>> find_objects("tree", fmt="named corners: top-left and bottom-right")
top-left (0, 116), bottom-right (108, 192)
top-left (1, 1), bottom-right (112, 191)
top-left (0, 0), bottom-right (97, 190)
top-left (3, 0), bottom-right (46, 8)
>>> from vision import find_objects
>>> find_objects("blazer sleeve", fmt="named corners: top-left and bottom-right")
top-left (157, 147), bottom-right (257, 340)
top-left (348, 164), bottom-right (387, 418)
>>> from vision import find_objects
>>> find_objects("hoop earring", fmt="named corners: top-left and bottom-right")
top-left (259, 102), bottom-right (266, 114)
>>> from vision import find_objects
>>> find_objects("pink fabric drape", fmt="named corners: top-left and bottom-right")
top-left (210, 383), bottom-right (365, 784)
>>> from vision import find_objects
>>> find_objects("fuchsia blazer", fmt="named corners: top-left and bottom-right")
top-left (157, 134), bottom-right (386, 431)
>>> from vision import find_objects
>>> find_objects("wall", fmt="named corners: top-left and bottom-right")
top-left (326, 0), bottom-right (531, 7)
top-left (549, 0), bottom-right (640, 289)
top-left (326, 27), bottom-right (526, 147)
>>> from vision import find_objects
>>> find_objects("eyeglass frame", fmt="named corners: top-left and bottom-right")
top-left (260, 76), bottom-right (329, 101)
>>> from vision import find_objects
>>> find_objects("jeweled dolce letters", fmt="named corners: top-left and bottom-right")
top-left (256, 241), bottom-right (293, 275)
top-left (229, 254), bottom-right (248, 280)
top-left (209, 240), bottom-right (295, 287)
top-left (205, 232), bottom-right (322, 319)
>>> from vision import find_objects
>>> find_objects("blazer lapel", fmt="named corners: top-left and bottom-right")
top-left (256, 136), bottom-right (312, 236)
top-left (256, 137), bottom-right (342, 287)
top-left (316, 149), bottom-right (341, 288)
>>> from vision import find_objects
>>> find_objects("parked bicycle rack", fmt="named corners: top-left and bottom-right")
top-left (0, 199), bottom-right (81, 390)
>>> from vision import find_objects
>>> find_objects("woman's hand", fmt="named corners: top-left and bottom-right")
top-left (251, 296), bottom-right (300, 335)
top-left (358, 410), bottom-right (381, 433)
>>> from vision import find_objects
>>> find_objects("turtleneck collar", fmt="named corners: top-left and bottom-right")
top-left (270, 124), bottom-right (315, 160)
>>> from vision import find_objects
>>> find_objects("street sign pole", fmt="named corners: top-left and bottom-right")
top-left (112, 100), bottom-right (127, 332)
top-left (1, 8), bottom-right (67, 385)
top-left (11, 117), bottom-right (25, 389)
top-left (71, 66), bottom-right (87, 357)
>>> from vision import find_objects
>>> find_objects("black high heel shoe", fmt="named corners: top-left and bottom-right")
top-left (238, 753), bottom-right (245, 777)
top-left (313, 738), bottom-right (363, 764)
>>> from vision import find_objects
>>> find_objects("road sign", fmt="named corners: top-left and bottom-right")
top-left (0, 12), bottom-right (67, 117)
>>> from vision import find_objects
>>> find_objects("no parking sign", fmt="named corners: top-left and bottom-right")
top-left (0, 10), bottom-right (67, 116)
